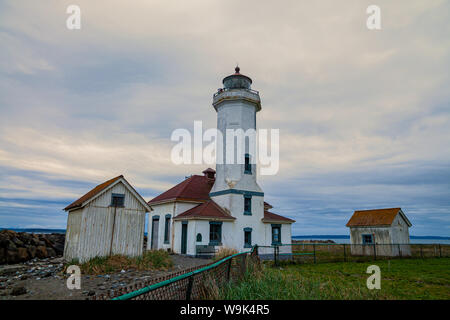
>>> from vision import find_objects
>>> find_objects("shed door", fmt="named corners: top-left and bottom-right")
top-left (151, 218), bottom-right (159, 250)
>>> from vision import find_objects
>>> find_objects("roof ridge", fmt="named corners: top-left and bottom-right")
top-left (355, 207), bottom-right (401, 212)
top-left (64, 175), bottom-right (124, 211)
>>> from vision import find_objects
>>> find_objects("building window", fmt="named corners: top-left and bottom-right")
top-left (164, 214), bottom-right (171, 244)
top-left (271, 224), bottom-right (281, 245)
top-left (110, 193), bottom-right (125, 207)
top-left (209, 221), bottom-right (222, 245)
top-left (244, 195), bottom-right (252, 215)
top-left (362, 234), bottom-right (374, 245)
top-left (244, 227), bottom-right (252, 248)
top-left (244, 154), bottom-right (251, 174)
top-left (196, 233), bottom-right (202, 242)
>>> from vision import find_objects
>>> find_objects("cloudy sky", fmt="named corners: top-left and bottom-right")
top-left (0, 1), bottom-right (449, 236)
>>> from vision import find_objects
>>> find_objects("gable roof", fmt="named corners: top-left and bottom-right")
top-left (64, 175), bottom-right (151, 212)
top-left (262, 210), bottom-right (295, 224)
top-left (173, 200), bottom-right (236, 221)
top-left (264, 202), bottom-right (273, 210)
top-left (346, 208), bottom-right (412, 227)
top-left (148, 174), bottom-right (214, 205)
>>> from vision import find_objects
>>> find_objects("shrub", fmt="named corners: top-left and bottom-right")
top-left (214, 247), bottom-right (238, 261)
top-left (67, 250), bottom-right (174, 275)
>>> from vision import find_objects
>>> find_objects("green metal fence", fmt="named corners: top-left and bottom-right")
top-left (91, 247), bottom-right (259, 300)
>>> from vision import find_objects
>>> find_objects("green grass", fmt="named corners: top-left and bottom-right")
top-left (65, 250), bottom-right (174, 275)
top-left (220, 258), bottom-right (450, 300)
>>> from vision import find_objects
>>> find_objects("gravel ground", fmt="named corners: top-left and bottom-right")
top-left (0, 254), bottom-right (211, 300)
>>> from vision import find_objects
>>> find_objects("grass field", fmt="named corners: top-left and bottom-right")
top-left (221, 258), bottom-right (450, 299)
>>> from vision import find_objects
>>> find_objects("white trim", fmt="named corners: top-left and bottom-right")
top-left (398, 209), bottom-right (412, 227)
top-left (80, 177), bottom-right (152, 212)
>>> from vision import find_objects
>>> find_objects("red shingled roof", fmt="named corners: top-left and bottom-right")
top-left (174, 200), bottom-right (236, 221)
top-left (64, 175), bottom-right (123, 211)
top-left (346, 208), bottom-right (411, 227)
top-left (148, 174), bottom-right (214, 205)
top-left (262, 211), bottom-right (295, 223)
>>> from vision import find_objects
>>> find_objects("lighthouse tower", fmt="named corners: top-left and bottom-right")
top-left (210, 67), bottom-right (265, 248)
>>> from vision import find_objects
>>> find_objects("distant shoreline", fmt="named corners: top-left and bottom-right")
top-left (1, 228), bottom-right (449, 240)
top-left (292, 235), bottom-right (450, 240)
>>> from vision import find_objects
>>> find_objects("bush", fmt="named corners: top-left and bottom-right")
top-left (67, 250), bottom-right (174, 275)
top-left (213, 247), bottom-right (238, 261)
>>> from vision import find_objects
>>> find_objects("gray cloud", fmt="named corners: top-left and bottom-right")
top-left (0, 0), bottom-right (449, 236)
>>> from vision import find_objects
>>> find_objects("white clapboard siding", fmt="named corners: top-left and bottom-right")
top-left (64, 208), bottom-right (83, 261)
top-left (64, 180), bottom-right (147, 262)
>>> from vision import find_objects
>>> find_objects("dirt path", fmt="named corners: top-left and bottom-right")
top-left (0, 254), bottom-right (211, 300)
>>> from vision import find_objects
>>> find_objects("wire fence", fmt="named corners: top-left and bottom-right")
top-left (91, 247), bottom-right (259, 300)
top-left (257, 242), bottom-right (450, 265)
top-left (92, 242), bottom-right (448, 300)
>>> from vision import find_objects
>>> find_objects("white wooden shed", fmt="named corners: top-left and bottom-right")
top-left (346, 208), bottom-right (412, 257)
top-left (63, 175), bottom-right (151, 262)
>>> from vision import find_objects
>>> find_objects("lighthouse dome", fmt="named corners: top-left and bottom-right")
top-left (222, 66), bottom-right (252, 89)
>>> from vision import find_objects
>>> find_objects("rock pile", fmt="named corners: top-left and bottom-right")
top-left (0, 230), bottom-right (65, 264)
top-left (0, 256), bottom-right (65, 297)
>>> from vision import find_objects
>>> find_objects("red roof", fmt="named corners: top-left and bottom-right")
top-left (262, 211), bottom-right (295, 223)
top-left (174, 200), bottom-right (236, 221)
top-left (148, 175), bottom-right (214, 205)
top-left (264, 202), bottom-right (273, 210)
top-left (64, 175), bottom-right (123, 211)
top-left (346, 208), bottom-right (411, 227)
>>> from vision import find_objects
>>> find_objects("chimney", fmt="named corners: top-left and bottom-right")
top-left (202, 168), bottom-right (216, 180)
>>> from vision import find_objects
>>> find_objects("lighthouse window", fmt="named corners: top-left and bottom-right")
top-left (244, 228), bottom-right (252, 248)
top-left (244, 154), bottom-right (251, 174)
top-left (244, 195), bottom-right (252, 215)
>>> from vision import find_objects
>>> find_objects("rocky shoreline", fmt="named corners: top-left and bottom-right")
top-left (0, 254), bottom-right (210, 300)
top-left (0, 230), bottom-right (65, 265)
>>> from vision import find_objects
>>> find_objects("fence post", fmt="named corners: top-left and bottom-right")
top-left (186, 275), bottom-right (194, 300)
top-left (227, 258), bottom-right (232, 281)
top-left (398, 244), bottom-right (402, 258)
top-left (373, 243), bottom-right (377, 260)
top-left (420, 245), bottom-right (423, 259)
top-left (439, 244), bottom-right (442, 258)
top-left (313, 243), bottom-right (316, 264)
top-left (273, 245), bottom-right (279, 266)
top-left (343, 244), bottom-right (347, 262)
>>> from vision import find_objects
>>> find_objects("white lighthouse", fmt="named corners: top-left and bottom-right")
top-left (209, 66), bottom-right (266, 249)
top-left (147, 67), bottom-right (294, 256)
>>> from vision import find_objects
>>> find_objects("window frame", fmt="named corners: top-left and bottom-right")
top-left (271, 224), bottom-right (281, 245)
top-left (164, 214), bottom-right (171, 244)
top-left (110, 193), bottom-right (125, 207)
top-left (244, 195), bottom-right (252, 215)
top-left (244, 153), bottom-right (252, 174)
top-left (209, 221), bottom-right (222, 245)
top-left (362, 234), bottom-right (374, 245)
top-left (244, 227), bottom-right (252, 248)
